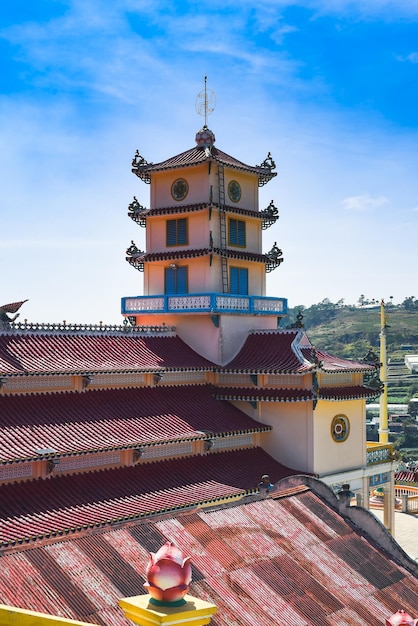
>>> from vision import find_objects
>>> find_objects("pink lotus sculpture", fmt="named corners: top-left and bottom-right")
top-left (144, 542), bottom-right (192, 606)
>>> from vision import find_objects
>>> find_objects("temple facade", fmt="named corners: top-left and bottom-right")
top-left (0, 111), bottom-right (413, 626)
top-left (122, 121), bottom-right (395, 506)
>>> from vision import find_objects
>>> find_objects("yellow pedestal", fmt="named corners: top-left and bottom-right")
top-left (119, 594), bottom-right (217, 626)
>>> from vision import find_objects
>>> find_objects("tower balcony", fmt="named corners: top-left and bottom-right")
top-left (122, 293), bottom-right (287, 317)
top-left (366, 442), bottom-right (394, 466)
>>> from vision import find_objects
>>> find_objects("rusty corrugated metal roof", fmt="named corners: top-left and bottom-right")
top-left (0, 488), bottom-right (417, 625)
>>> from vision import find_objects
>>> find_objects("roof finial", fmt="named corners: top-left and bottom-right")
top-left (195, 75), bottom-right (216, 128)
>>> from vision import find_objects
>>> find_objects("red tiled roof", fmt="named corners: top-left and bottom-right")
top-left (133, 145), bottom-right (277, 185)
top-left (223, 330), bottom-right (378, 375)
top-left (0, 332), bottom-right (212, 375)
top-left (301, 347), bottom-right (377, 373)
top-left (224, 330), bottom-right (313, 374)
top-left (0, 385), bottom-right (271, 461)
top-left (319, 385), bottom-right (380, 400)
top-left (214, 387), bottom-right (313, 402)
top-left (0, 448), bottom-right (299, 547)
top-left (395, 471), bottom-right (418, 484)
top-left (0, 484), bottom-right (417, 625)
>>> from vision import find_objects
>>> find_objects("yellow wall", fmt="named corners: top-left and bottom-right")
top-left (230, 395), bottom-right (367, 478)
top-left (150, 166), bottom-right (259, 212)
top-left (143, 256), bottom-right (266, 297)
top-left (146, 208), bottom-right (262, 255)
top-left (223, 170), bottom-right (259, 211)
top-left (147, 209), bottom-right (211, 252)
top-left (312, 399), bottom-right (366, 476)
top-left (255, 401), bottom-right (315, 474)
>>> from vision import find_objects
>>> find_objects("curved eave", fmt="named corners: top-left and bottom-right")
top-left (0, 366), bottom-right (211, 377)
top-left (1, 439), bottom-right (203, 465)
top-left (132, 146), bottom-right (277, 187)
top-left (2, 490), bottom-right (255, 549)
top-left (127, 247), bottom-right (282, 270)
top-left (318, 385), bottom-right (381, 400)
top-left (1, 425), bottom-right (269, 465)
top-left (214, 387), bottom-right (313, 402)
top-left (220, 366), bottom-right (312, 375)
top-left (134, 202), bottom-right (276, 222)
top-left (0, 448), bottom-right (299, 549)
top-left (320, 365), bottom-right (379, 374)
top-left (301, 347), bottom-right (380, 374)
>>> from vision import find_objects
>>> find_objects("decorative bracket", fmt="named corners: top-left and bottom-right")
top-left (126, 241), bottom-right (144, 271)
top-left (265, 242), bottom-right (283, 272)
top-left (128, 196), bottom-right (148, 227)
top-left (260, 200), bottom-right (279, 230)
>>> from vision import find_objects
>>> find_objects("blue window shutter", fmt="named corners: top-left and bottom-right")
top-left (237, 220), bottom-right (246, 246)
top-left (230, 267), bottom-right (248, 295)
top-left (167, 219), bottom-right (187, 246)
top-left (177, 219), bottom-right (187, 244)
top-left (167, 221), bottom-right (176, 245)
top-left (240, 268), bottom-right (248, 294)
top-left (230, 267), bottom-right (239, 293)
top-left (165, 266), bottom-right (187, 294)
top-left (177, 266), bottom-right (187, 293)
top-left (229, 219), bottom-right (246, 247)
top-left (165, 268), bottom-right (176, 293)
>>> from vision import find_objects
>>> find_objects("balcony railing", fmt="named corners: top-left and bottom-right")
top-left (122, 293), bottom-right (287, 316)
top-left (366, 442), bottom-right (394, 465)
top-left (395, 486), bottom-right (418, 513)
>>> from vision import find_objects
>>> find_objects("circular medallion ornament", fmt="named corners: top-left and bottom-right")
top-left (228, 180), bottom-right (241, 203)
top-left (171, 179), bottom-right (188, 201)
top-left (331, 415), bottom-right (350, 442)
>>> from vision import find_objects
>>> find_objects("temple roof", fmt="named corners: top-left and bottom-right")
top-left (395, 470), bottom-right (418, 484)
top-left (223, 330), bottom-right (377, 375)
top-left (223, 330), bottom-right (313, 374)
top-left (0, 448), bottom-right (299, 548)
top-left (0, 385), bottom-right (271, 462)
top-left (214, 386), bottom-right (313, 402)
top-left (132, 145), bottom-right (277, 187)
top-left (319, 385), bottom-right (380, 400)
top-left (0, 327), bottom-right (379, 380)
top-left (301, 346), bottom-right (378, 373)
top-left (0, 478), bottom-right (417, 625)
top-left (0, 330), bottom-right (212, 376)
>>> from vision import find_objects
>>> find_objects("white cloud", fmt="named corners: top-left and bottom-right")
top-left (407, 52), bottom-right (418, 63)
top-left (342, 193), bottom-right (389, 211)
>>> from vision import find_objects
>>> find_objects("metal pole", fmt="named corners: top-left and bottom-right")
top-left (379, 299), bottom-right (389, 443)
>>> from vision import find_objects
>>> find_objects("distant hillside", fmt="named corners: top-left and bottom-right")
top-left (285, 303), bottom-right (418, 361)
top-left (284, 302), bottom-right (418, 409)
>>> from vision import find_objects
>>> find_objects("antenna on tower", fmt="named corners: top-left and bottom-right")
top-left (195, 76), bottom-right (216, 128)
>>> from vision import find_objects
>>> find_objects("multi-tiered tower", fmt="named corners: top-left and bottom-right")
top-left (122, 114), bottom-right (284, 364)
top-left (121, 95), bottom-right (395, 524)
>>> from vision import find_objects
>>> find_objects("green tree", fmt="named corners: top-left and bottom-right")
top-left (402, 296), bottom-right (418, 311)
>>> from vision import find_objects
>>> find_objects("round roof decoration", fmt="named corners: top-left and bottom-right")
top-left (195, 126), bottom-right (216, 148)
top-left (331, 414), bottom-right (350, 443)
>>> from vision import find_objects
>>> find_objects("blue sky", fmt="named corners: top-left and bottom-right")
top-left (1, 0), bottom-right (418, 323)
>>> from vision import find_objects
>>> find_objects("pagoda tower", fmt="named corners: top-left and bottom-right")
top-left (122, 101), bottom-right (284, 364)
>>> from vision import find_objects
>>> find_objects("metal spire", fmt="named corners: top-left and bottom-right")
top-left (195, 76), bottom-right (216, 128)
